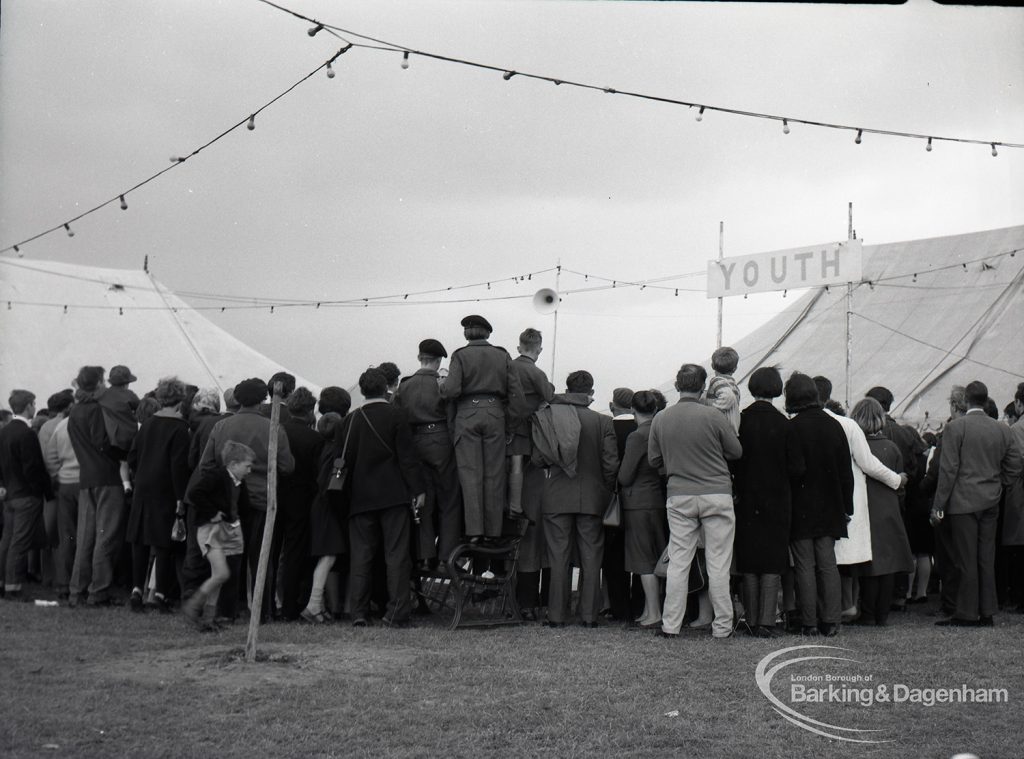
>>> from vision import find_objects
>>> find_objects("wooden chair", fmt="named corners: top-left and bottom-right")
top-left (416, 516), bottom-right (529, 630)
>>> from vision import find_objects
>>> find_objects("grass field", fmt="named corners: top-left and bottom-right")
top-left (2, 593), bottom-right (1023, 759)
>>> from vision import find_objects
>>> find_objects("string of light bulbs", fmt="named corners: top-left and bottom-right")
top-left (258, 0), bottom-right (1024, 155)
top-left (0, 45), bottom-right (352, 257)
top-left (5, 244), bottom-right (1021, 315)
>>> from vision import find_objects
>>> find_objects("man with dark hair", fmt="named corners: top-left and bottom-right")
top-left (0, 390), bottom-right (52, 600)
top-left (67, 366), bottom-right (129, 606)
top-left (36, 389), bottom-right (75, 590)
top-left (506, 328), bottom-right (555, 619)
top-left (276, 387), bottom-right (325, 620)
top-left (377, 362), bottom-right (402, 403)
top-left (441, 315), bottom-right (524, 538)
top-left (198, 377), bottom-right (295, 622)
top-left (650, 364), bottom-right (742, 639)
top-left (604, 386), bottom-right (639, 622)
top-left (932, 381), bottom-right (1022, 626)
top-left (318, 386), bottom-right (352, 417)
top-left (393, 339), bottom-right (462, 569)
top-left (342, 368), bottom-right (426, 627)
top-left (261, 371), bottom-right (295, 424)
top-left (532, 370), bottom-right (618, 627)
top-left (42, 390), bottom-right (80, 599)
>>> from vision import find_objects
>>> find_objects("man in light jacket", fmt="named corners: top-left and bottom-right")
top-left (932, 381), bottom-right (1022, 627)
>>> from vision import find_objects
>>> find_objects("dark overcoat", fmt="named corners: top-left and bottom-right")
top-left (789, 408), bottom-right (855, 541)
top-left (127, 413), bottom-right (191, 548)
top-left (734, 401), bottom-right (806, 573)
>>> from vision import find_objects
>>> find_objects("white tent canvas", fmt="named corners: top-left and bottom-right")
top-left (0, 258), bottom-right (320, 403)
top-left (658, 225), bottom-right (1024, 424)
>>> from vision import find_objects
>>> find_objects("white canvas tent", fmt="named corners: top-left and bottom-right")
top-left (659, 225), bottom-right (1024, 425)
top-left (0, 258), bottom-right (320, 403)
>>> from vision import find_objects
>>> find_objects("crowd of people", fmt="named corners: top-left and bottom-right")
top-left (1, 314), bottom-right (1022, 641)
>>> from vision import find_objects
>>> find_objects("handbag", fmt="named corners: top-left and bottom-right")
top-left (602, 491), bottom-right (621, 528)
top-left (170, 516), bottom-right (186, 542)
top-left (653, 545), bottom-right (707, 594)
top-left (326, 414), bottom-right (356, 492)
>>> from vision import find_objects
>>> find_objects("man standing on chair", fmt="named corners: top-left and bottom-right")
top-left (440, 315), bottom-right (524, 539)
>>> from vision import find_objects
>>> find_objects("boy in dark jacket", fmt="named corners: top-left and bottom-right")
top-left (181, 441), bottom-right (254, 630)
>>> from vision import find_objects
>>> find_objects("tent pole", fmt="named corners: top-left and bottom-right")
top-left (716, 221), bottom-right (724, 349)
top-left (551, 259), bottom-right (561, 382)
top-left (845, 202), bottom-right (854, 410)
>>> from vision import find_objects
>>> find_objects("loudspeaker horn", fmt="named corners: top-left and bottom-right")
top-left (533, 288), bottom-right (560, 314)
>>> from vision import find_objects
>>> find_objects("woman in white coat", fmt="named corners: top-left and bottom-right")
top-left (814, 378), bottom-right (908, 617)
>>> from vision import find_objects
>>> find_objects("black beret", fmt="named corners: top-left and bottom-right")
top-left (418, 339), bottom-right (448, 358)
top-left (233, 378), bottom-right (269, 407)
top-left (460, 314), bottom-right (493, 332)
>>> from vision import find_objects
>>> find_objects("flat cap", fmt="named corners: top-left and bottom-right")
top-left (418, 339), bottom-right (448, 358)
top-left (109, 365), bottom-right (137, 386)
top-left (460, 314), bottom-right (493, 332)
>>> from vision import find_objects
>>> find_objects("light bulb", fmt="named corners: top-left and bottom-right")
top-left (170, 156), bottom-right (185, 163)
top-left (308, 24), bottom-right (323, 37)
top-left (401, 51), bottom-right (410, 70)
top-left (13, 245), bottom-right (20, 255)
top-left (991, 143), bottom-right (998, 157)
top-left (326, 62), bottom-right (335, 78)
top-left (696, 106), bottom-right (705, 122)
top-left (926, 137), bottom-right (933, 152)
top-left (782, 119), bottom-right (790, 135)
top-left (855, 129), bottom-right (862, 145)
top-left (247, 115), bottom-right (255, 131)
top-left (119, 195), bottom-right (127, 210)
top-left (64, 223), bottom-right (74, 237)
top-left (503, 71), bottom-right (515, 81)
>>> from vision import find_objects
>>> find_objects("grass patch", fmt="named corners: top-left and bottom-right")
top-left (2, 597), bottom-right (1022, 758)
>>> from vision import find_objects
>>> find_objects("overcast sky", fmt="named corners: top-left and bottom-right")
top-left (1, 0), bottom-right (1022, 402)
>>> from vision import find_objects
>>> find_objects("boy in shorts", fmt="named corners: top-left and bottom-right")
top-left (181, 441), bottom-right (253, 631)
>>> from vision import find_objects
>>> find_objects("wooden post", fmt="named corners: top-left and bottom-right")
top-left (245, 381), bottom-right (282, 663)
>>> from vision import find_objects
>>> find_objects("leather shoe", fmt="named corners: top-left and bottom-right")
top-left (801, 626), bottom-right (820, 637)
top-left (978, 616), bottom-right (994, 627)
top-left (656, 629), bottom-right (679, 639)
top-left (543, 620), bottom-right (565, 629)
top-left (819, 623), bottom-right (839, 637)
